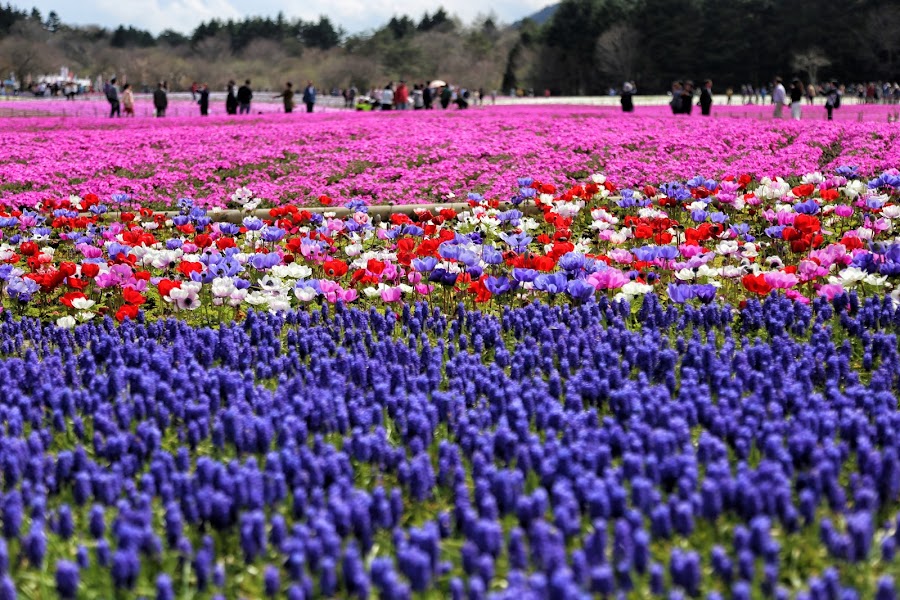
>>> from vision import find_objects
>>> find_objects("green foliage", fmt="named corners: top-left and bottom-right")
top-left (110, 25), bottom-right (156, 48)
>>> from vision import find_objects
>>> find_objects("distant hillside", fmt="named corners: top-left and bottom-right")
top-left (518, 4), bottom-right (558, 26)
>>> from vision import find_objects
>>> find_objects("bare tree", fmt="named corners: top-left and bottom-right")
top-left (860, 6), bottom-right (900, 77)
top-left (791, 47), bottom-right (831, 85)
top-left (0, 21), bottom-right (62, 86)
top-left (595, 24), bottom-right (640, 85)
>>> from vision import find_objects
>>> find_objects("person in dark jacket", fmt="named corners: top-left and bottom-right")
top-left (104, 78), bottom-right (120, 118)
top-left (440, 86), bottom-right (452, 109)
top-left (423, 84), bottom-right (433, 109)
top-left (198, 83), bottom-right (210, 116)
top-left (699, 80), bottom-right (713, 116)
top-left (237, 80), bottom-right (252, 114)
top-left (153, 82), bottom-right (168, 117)
top-left (275, 82), bottom-right (295, 113)
top-left (302, 81), bottom-right (316, 113)
top-left (226, 80), bottom-right (238, 115)
top-left (620, 82), bottom-right (634, 113)
top-left (681, 81), bottom-right (694, 115)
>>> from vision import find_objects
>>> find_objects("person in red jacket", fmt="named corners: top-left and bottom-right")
top-left (395, 81), bottom-right (409, 110)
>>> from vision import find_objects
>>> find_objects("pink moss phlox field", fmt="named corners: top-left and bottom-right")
top-left (1, 105), bottom-right (899, 209)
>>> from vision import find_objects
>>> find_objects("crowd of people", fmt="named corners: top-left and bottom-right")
top-left (615, 77), bottom-right (848, 121)
top-left (349, 82), bottom-right (493, 111)
top-left (101, 78), bottom-right (319, 117)
top-left (99, 78), bottom-right (492, 117)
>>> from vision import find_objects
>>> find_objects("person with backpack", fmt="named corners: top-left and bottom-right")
top-left (237, 80), bottom-right (253, 114)
top-left (153, 82), bottom-right (168, 117)
top-left (104, 78), bottom-right (120, 118)
top-left (825, 81), bottom-right (841, 121)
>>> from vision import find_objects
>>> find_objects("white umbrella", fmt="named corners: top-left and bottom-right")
top-left (429, 80), bottom-right (447, 88)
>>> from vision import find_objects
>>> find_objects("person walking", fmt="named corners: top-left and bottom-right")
top-left (275, 82), bottom-right (295, 113)
top-left (153, 82), bottom-right (168, 117)
top-left (806, 83), bottom-right (816, 105)
top-left (772, 77), bottom-right (786, 118)
top-left (104, 78), bottom-right (120, 118)
top-left (620, 81), bottom-right (634, 113)
top-left (122, 83), bottom-right (135, 117)
top-left (699, 80), bottom-right (713, 116)
top-left (226, 80), bottom-right (238, 115)
top-left (198, 83), bottom-right (210, 116)
top-left (790, 78), bottom-right (803, 120)
top-left (237, 80), bottom-right (253, 114)
top-left (301, 81), bottom-right (315, 113)
top-left (394, 81), bottom-right (409, 110)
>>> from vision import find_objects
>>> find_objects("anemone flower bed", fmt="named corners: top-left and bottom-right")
top-left (1, 293), bottom-right (899, 599)
top-left (0, 167), bottom-right (900, 327)
top-left (1, 170), bottom-right (900, 324)
top-left (1, 106), bottom-right (899, 208)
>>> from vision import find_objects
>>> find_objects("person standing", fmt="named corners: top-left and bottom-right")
top-left (699, 80), bottom-right (713, 116)
top-left (680, 81), bottom-right (694, 115)
top-left (440, 85), bottom-right (452, 109)
top-left (237, 80), bottom-right (253, 114)
top-left (153, 82), bottom-right (168, 117)
top-left (670, 82), bottom-right (683, 114)
top-left (620, 81), bottom-right (634, 113)
top-left (824, 81), bottom-right (840, 121)
top-left (790, 79), bottom-right (803, 120)
top-left (394, 81), bottom-right (409, 110)
top-left (381, 83), bottom-right (394, 111)
top-left (423, 85), bottom-right (433, 109)
top-left (412, 84), bottom-right (424, 109)
top-left (104, 78), bottom-right (120, 118)
top-left (806, 83), bottom-right (816, 105)
top-left (274, 82), bottom-right (295, 113)
top-left (302, 81), bottom-right (315, 113)
top-left (198, 83), bottom-right (210, 116)
top-left (191, 82), bottom-right (198, 101)
top-left (226, 80), bottom-right (238, 115)
top-left (122, 83), bottom-right (135, 117)
top-left (771, 77), bottom-right (786, 118)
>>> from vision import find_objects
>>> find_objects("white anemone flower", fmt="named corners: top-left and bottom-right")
top-left (56, 316), bottom-right (76, 329)
top-left (167, 281), bottom-right (202, 310)
top-left (294, 286), bottom-right (317, 302)
top-left (71, 297), bottom-right (95, 310)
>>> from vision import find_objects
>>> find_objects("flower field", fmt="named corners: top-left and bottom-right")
top-left (1, 105), bottom-right (899, 208)
top-left (1, 105), bottom-right (900, 599)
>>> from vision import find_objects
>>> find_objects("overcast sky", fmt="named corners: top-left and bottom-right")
top-left (27, 0), bottom-right (550, 35)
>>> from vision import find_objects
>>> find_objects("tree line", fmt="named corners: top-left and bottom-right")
top-left (1, 0), bottom-right (898, 95)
